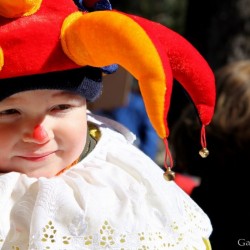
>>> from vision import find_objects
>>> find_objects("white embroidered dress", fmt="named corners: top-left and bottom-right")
top-left (0, 113), bottom-right (212, 250)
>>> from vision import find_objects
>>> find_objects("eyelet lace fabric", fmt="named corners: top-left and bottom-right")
top-left (0, 113), bottom-right (212, 250)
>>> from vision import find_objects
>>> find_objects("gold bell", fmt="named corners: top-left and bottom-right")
top-left (163, 167), bottom-right (175, 181)
top-left (199, 147), bottom-right (209, 158)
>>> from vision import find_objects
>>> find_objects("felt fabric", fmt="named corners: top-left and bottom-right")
top-left (0, 0), bottom-right (216, 150)
top-left (61, 10), bottom-right (216, 139)
top-left (0, 0), bottom-right (79, 79)
top-left (0, 0), bottom-right (42, 18)
top-left (0, 0), bottom-right (117, 101)
top-left (61, 10), bottom-right (171, 138)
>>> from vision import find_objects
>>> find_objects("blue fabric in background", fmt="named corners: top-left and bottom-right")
top-left (96, 92), bottom-right (159, 160)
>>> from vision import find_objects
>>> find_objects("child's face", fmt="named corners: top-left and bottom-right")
top-left (0, 89), bottom-right (88, 178)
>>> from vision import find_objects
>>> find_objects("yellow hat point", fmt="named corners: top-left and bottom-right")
top-left (0, 0), bottom-right (42, 18)
top-left (0, 47), bottom-right (3, 71)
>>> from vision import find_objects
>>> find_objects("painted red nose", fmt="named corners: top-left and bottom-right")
top-left (32, 125), bottom-right (48, 142)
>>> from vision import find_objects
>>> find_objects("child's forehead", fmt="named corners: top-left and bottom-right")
top-left (0, 90), bottom-right (82, 103)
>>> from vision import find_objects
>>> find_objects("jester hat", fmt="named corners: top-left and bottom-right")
top-left (0, 0), bottom-right (216, 173)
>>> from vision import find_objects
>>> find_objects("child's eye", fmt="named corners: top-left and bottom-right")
top-left (0, 109), bottom-right (20, 116)
top-left (51, 104), bottom-right (72, 111)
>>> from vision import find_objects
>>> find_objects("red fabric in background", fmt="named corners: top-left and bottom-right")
top-left (174, 173), bottom-right (200, 195)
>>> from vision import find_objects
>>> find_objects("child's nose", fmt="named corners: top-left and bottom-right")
top-left (33, 125), bottom-right (49, 142)
top-left (23, 124), bottom-right (50, 144)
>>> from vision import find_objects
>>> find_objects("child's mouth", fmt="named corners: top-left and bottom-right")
top-left (19, 152), bottom-right (55, 161)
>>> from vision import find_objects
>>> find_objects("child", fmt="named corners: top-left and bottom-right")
top-left (0, 0), bottom-right (215, 249)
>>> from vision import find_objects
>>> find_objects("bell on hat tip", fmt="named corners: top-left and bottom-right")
top-left (163, 167), bottom-right (175, 181)
top-left (199, 147), bottom-right (209, 158)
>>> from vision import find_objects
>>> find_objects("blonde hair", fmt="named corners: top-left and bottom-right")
top-left (210, 60), bottom-right (250, 146)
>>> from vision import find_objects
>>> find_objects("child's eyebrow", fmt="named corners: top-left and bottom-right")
top-left (51, 91), bottom-right (81, 98)
top-left (51, 91), bottom-right (86, 104)
top-left (0, 96), bottom-right (19, 105)
top-left (0, 91), bottom-right (83, 107)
